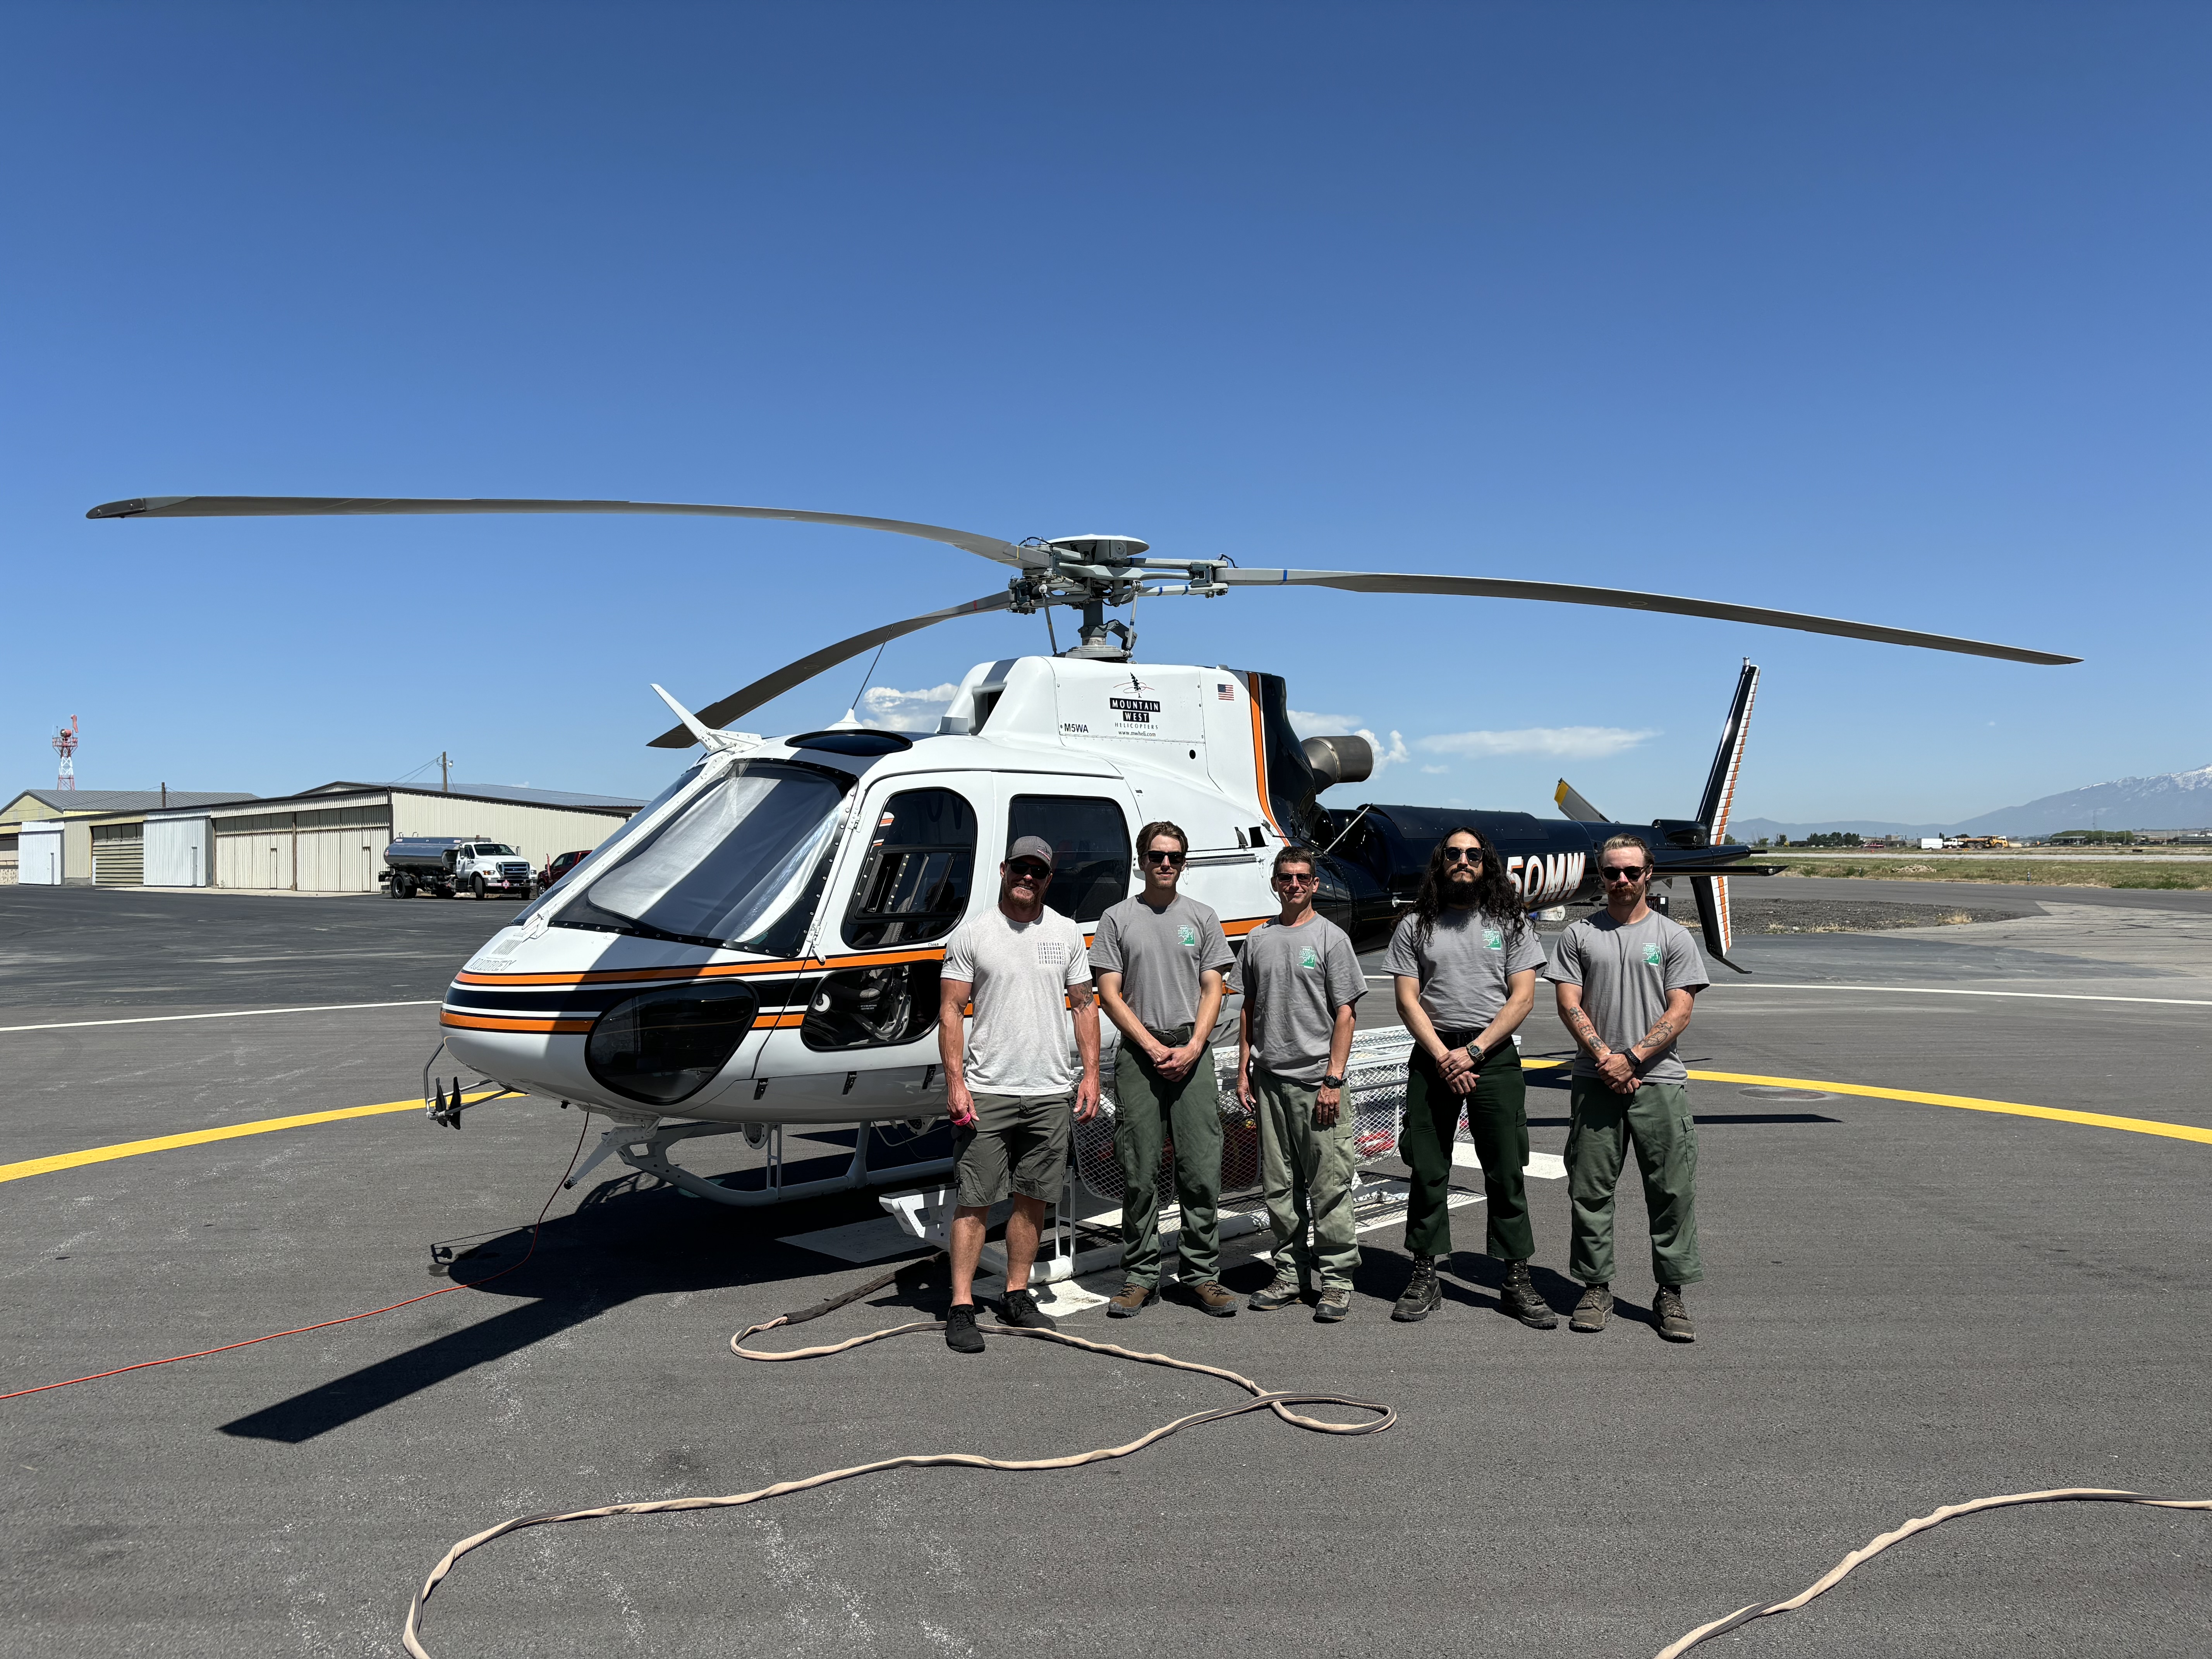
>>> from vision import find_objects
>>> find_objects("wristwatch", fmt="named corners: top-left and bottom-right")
top-left (1320, 1074), bottom-right (1345, 1089)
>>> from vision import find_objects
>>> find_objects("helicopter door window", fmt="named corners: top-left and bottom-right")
top-left (804, 787), bottom-right (977, 1052)
top-left (1007, 795), bottom-right (1132, 924)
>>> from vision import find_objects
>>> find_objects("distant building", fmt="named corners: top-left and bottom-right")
top-left (1, 788), bottom-right (256, 886)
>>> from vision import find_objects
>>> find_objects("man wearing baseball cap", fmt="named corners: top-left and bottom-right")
top-left (936, 835), bottom-right (1102, 1353)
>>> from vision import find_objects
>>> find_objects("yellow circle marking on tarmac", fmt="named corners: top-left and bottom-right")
top-left (0, 1090), bottom-right (504, 1185)
top-left (3, 1066), bottom-right (2206, 1188)
top-left (1517, 1057), bottom-right (2212, 1146)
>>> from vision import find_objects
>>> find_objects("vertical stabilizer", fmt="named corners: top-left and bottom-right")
top-left (1697, 659), bottom-right (1760, 842)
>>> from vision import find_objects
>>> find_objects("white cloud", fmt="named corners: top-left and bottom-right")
top-left (1356, 728), bottom-right (1411, 776)
top-left (1417, 725), bottom-right (1659, 760)
top-left (858, 683), bottom-right (961, 732)
top-left (1289, 708), bottom-right (1364, 738)
top-left (1420, 764), bottom-right (1449, 775)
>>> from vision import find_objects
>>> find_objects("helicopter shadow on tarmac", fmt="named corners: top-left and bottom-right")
top-left (217, 1158), bottom-right (947, 1446)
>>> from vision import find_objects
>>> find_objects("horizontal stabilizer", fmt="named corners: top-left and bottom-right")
top-left (1555, 778), bottom-right (1609, 823)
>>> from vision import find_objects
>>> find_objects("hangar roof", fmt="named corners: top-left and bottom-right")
top-left (2, 788), bottom-right (256, 821)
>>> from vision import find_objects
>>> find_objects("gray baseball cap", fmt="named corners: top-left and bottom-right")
top-left (1006, 835), bottom-right (1056, 868)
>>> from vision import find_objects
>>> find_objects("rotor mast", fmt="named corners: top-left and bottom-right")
top-left (1018, 534), bottom-right (1230, 660)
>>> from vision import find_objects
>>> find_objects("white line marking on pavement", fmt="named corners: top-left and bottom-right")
top-left (0, 1000), bottom-right (442, 1034)
top-left (1454, 1144), bottom-right (1566, 1179)
top-left (1716, 983), bottom-right (2212, 1008)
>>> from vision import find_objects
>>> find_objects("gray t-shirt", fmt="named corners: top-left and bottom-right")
top-left (1542, 909), bottom-right (1710, 1083)
top-left (1089, 892), bottom-right (1236, 1033)
top-left (1384, 906), bottom-right (1547, 1031)
top-left (1239, 914), bottom-right (1366, 1084)
top-left (942, 904), bottom-right (1094, 1095)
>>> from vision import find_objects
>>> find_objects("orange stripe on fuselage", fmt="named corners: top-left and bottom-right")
top-left (439, 1012), bottom-right (594, 1034)
top-left (455, 946), bottom-right (946, 989)
top-left (1243, 674), bottom-right (1284, 837)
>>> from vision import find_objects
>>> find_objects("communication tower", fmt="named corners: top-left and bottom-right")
top-left (53, 716), bottom-right (79, 790)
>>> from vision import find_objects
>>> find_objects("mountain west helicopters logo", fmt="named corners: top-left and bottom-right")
top-left (1107, 673), bottom-right (1163, 726)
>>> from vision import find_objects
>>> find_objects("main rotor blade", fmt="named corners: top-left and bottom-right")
top-left (648, 589), bottom-right (1017, 747)
top-left (85, 495), bottom-right (1038, 570)
top-left (1219, 568), bottom-right (2078, 665)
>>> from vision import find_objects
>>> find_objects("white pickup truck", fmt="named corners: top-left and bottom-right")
top-left (383, 836), bottom-right (537, 900)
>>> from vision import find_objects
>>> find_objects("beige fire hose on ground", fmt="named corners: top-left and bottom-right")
top-left (401, 1256), bottom-right (2208, 1659)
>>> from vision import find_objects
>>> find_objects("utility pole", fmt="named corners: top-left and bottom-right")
top-left (441, 751), bottom-right (451, 793)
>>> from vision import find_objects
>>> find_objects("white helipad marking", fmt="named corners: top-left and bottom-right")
top-left (1717, 983), bottom-right (2212, 1008)
top-left (779, 1216), bottom-right (931, 1264)
top-left (1453, 1144), bottom-right (1566, 1179)
top-left (0, 1000), bottom-right (442, 1034)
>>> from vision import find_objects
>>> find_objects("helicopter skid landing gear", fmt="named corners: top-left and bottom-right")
top-left (609, 1119), bottom-right (952, 1208)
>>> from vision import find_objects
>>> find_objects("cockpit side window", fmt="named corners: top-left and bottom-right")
top-left (1006, 795), bottom-right (1131, 923)
top-left (842, 787), bottom-right (977, 950)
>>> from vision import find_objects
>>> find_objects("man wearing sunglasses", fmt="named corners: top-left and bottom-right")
top-left (1385, 828), bottom-right (1554, 1327)
top-left (1092, 821), bottom-right (1238, 1317)
top-left (937, 835), bottom-right (1102, 1354)
top-left (1237, 845), bottom-right (1367, 1321)
top-left (1543, 833), bottom-right (1709, 1342)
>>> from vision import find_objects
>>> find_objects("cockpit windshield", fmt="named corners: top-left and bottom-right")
top-left (555, 761), bottom-right (847, 951)
top-left (512, 762), bottom-right (705, 924)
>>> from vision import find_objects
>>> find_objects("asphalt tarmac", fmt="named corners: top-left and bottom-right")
top-left (3, 880), bottom-right (2208, 1659)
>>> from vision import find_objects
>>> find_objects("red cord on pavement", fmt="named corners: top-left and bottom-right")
top-left (1, 1120), bottom-right (591, 1403)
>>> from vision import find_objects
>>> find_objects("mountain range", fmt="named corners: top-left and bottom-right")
top-left (1731, 763), bottom-right (2212, 842)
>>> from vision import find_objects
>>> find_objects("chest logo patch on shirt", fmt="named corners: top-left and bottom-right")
top-left (1482, 927), bottom-right (1503, 951)
top-left (1178, 924), bottom-right (1198, 947)
top-left (1642, 942), bottom-right (1664, 967)
top-left (1299, 944), bottom-right (1320, 969)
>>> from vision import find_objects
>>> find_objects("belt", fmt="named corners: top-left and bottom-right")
top-left (1142, 1024), bottom-right (1194, 1045)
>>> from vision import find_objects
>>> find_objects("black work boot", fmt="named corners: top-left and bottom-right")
top-left (1501, 1260), bottom-right (1559, 1329)
top-left (1392, 1254), bottom-right (1442, 1323)
top-left (1654, 1284), bottom-right (1696, 1343)
top-left (944, 1302), bottom-right (986, 1354)
top-left (1570, 1282), bottom-right (1612, 1334)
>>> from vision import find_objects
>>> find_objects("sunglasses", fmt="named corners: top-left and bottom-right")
top-left (1273, 871), bottom-right (1319, 886)
top-left (1008, 860), bottom-right (1051, 881)
top-left (1142, 849), bottom-right (1187, 866)
top-left (1600, 865), bottom-right (1651, 883)
top-left (1442, 847), bottom-right (1486, 864)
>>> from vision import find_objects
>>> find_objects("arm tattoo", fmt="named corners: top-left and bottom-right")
top-left (1635, 1014), bottom-right (1681, 1054)
top-left (1564, 1007), bottom-right (1606, 1055)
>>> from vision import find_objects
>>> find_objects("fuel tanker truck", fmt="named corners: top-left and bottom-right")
top-left (382, 837), bottom-right (536, 901)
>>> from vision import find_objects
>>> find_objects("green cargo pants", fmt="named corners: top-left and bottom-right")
top-left (1400, 1046), bottom-right (1535, 1261)
top-left (1253, 1068), bottom-right (1361, 1293)
top-left (1565, 1078), bottom-right (1702, 1287)
top-left (1113, 1030), bottom-right (1223, 1288)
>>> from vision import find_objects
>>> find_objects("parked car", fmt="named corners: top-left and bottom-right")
top-left (539, 848), bottom-right (592, 890)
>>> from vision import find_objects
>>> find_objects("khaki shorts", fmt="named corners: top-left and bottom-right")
top-left (953, 1091), bottom-right (1073, 1208)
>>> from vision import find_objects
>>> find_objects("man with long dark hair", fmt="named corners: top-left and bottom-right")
top-left (1384, 827), bottom-right (1554, 1326)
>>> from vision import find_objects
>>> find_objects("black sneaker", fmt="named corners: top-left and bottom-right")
top-left (1392, 1254), bottom-right (1442, 1323)
top-left (945, 1302), bottom-right (986, 1354)
top-left (997, 1287), bottom-right (1058, 1331)
top-left (1654, 1285), bottom-right (1696, 1343)
top-left (1501, 1260), bottom-right (1559, 1330)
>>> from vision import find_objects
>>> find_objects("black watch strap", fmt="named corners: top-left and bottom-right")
top-left (1320, 1073), bottom-right (1346, 1089)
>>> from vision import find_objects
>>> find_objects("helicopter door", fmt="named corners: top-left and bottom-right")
top-left (733, 778), bottom-right (988, 1124)
top-left (1003, 791), bottom-right (1135, 927)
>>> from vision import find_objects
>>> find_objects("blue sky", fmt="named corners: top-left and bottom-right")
top-left (4, 3), bottom-right (2205, 824)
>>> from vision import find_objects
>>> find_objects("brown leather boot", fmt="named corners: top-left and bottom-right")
top-left (1188, 1280), bottom-right (1240, 1317)
top-left (1106, 1282), bottom-right (1159, 1319)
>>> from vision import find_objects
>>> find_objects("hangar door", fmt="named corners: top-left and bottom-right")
top-left (146, 818), bottom-right (211, 886)
top-left (19, 822), bottom-right (63, 885)
top-left (294, 828), bottom-right (381, 892)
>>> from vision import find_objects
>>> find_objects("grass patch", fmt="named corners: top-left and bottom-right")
top-left (1768, 859), bottom-right (2212, 890)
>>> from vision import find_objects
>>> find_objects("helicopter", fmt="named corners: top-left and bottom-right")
top-left (88, 495), bottom-right (2076, 1206)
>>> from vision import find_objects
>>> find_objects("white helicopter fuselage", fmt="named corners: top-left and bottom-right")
top-left (442, 655), bottom-right (1291, 1127)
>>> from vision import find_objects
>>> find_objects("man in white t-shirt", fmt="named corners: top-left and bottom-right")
top-left (937, 835), bottom-right (1101, 1354)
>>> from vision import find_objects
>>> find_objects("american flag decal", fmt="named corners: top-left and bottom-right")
top-left (1216, 682), bottom-right (1234, 700)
